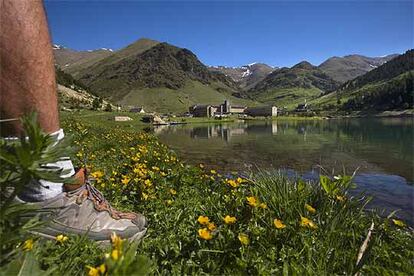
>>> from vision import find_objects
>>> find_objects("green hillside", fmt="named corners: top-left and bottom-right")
top-left (71, 41), bottom-right (247, 112)
top-left (248, 61), bottom-right (339, 108)
top-left (118, 80), bottom-right (257, 113)
top-left (252, 87), bottom-right (322, 109)
top-left (313, 50), bottom-right (414, 111)
top-left (73, 38), bottom-right (159, 78)
top-left (313, 71), bottom-right (413, 110)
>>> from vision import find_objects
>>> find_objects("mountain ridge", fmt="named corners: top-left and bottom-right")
top-left (209, 63), bottom-right (275, 90)
top-left (318, 53), bottom-right (398, 83)
top-left (52, 38), bottom-right (406, 112)
top-left (313, 50), bottom-right (413, 111)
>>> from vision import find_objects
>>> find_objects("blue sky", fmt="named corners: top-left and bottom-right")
top-left (44, 0), bottom-right (413, 67)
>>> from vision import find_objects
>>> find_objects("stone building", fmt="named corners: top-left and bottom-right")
top-left (245, 106), bottom-right (278, 117)
top-left (189, 100), bottom-right (247, 117)
top-left (129, 107), bottom-right (146, 113)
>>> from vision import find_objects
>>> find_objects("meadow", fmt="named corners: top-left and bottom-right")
top-left (0, 112), bottom-right (413, 275)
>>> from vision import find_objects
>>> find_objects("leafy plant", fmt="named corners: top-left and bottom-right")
top-left (319, 174), bottom-right (355, 197)
top-left (0, 113), bottom-right (74, 266)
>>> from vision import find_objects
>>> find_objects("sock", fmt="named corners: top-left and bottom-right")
top-left (17, 129), bottom-right (75, 202)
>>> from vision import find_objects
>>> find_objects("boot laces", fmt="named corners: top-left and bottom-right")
top-left (80, 181), bottom-right (115, 216)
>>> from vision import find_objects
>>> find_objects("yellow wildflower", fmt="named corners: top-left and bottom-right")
top-left (87, 266), bottom-right (99, 276)
top-left (133, 167), bottom-right (140, 174)
top-left (207, 222), bottom-right (216, 231)
top-left (197, 216), bottom-right (210, 225)
top-left (238, 233), bottom-right (250, 245)
top-left (336, 195), bottom-right (345, 202)
top-left (392, 219), bottom-right (406, 227)
top-left (169, 188), bottom-right (177, 195)
top-left (161, 171), bottom-right (167, 177)
top-left (142, 192), bottom-right (149, 200)
top-left (223, 215), bottom-right (237, 224)
top-left (121, 176), bottom-right (130, 185)
top-left (166, 199), bottom-right (173, 205)
top-left (210, 169), bottom-right (217, 174)
top-left (273, 219), bottom-right (286, 229)
top-left (259, 203), bottom-right (268, 209)
top-left (152, 166), bottom-right (160, 171)
top-left (98, 264), bottom-right (106, 274)
top-left (198, 228), bottom-right (213, 240)
top-left (111, 249), bottom-right (120, 261)
top-left (300, 216), bottom-right (318, 230)
top-left (56, 234), bottom-right (69, 243)
top-left (144, 179), bottom-right (152, 187)
top-left (246, 196), bottom-right (258, 207)
top-left (227, 179), bottom-right (239, 188)
top-left (22, 239), bottom-right (34, 251)
top-left (91, 171), bottom-right (104, 179)
top-left (236, 177), bottom-right (244, 184)
top-left (111, 232), bottom-right (123, 250)
top-left (305, 203), bottom-right (316, 214)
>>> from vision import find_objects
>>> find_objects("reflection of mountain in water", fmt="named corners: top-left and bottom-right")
top-left (154, 118), bottom-right (413, 224)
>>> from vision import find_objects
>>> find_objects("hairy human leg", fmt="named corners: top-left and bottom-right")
top-left (0, 0), bottom-right (147, 241)
top-left (0, 0), bottom-right (59, 136)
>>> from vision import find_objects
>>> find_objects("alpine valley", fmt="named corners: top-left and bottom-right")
top-left (53, 38), bottom-right (413, 114)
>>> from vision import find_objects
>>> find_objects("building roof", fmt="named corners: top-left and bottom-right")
top-left (191, 104), bottom-right (211, 109)
top-left (130, 107), bottom-right (144, 111)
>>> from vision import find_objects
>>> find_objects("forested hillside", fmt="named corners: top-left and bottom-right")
top-left (314, 50), bottom-right (414, 111)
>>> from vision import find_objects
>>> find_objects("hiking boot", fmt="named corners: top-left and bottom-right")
top-left (15, 168), bottom-right (148, 243)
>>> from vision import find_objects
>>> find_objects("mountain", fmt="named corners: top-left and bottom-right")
top-left (78, 42), bottom-right (237, 97)
top-left (55, 67), bottom-right (112, 110)
top-left (248, 61), bottom-right (339, 108)
top-left (209, 63), bottom-right (275, 90)
top-left (66, 41), bottom-right (255, 113)
top-left (53, 44), bottom-right (113, 75)
top-left (314, 50), bottom-right (413, 111)
top-left (318, 54), bottom-right (398, 83)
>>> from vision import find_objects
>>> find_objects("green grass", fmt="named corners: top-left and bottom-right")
top-left (1, 112), bottom-right (413, 275)
top-left (310, 71), bottom-right (413, 111)
top-left (251, 87), bottom-right (322, 109)
top-left (59, 110), bottom-right (149, 130)
top-left (118, 81), bottom-right (259, 114)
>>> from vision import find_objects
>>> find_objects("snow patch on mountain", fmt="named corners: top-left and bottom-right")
top-left (53, 44), bottom-right (63, 50)
top-left (241, 68), bottom-right (252, 78)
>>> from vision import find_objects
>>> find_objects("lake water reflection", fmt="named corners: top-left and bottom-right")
top-left (154, 118), bottom-right (414, 223)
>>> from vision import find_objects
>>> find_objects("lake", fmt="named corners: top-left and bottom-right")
top-left (153, 118), bottom-right (414, 224)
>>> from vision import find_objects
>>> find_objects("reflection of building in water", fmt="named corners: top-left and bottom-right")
top-left (190, 124), bottom-right (245, 142)
top-left (245, 123), bottom-right (277, 135)
top-left (272, 121), bottom-right (278, 134)
top-left (152, 125), bottom-right (169, 135)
